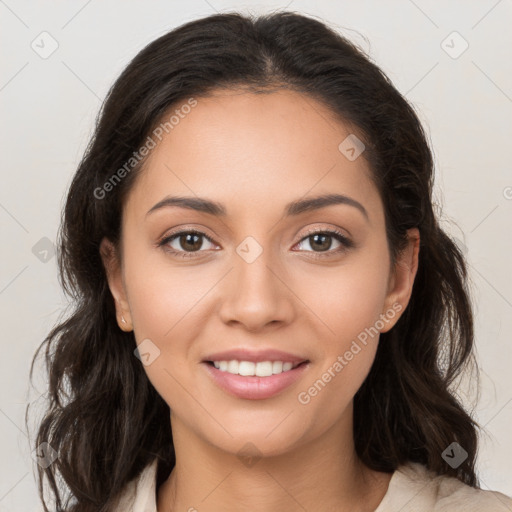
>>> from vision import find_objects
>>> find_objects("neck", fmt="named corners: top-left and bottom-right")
top-left (157, 408), bottom-right (392, 512)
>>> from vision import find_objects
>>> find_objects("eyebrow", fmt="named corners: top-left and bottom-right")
top-left (146, 193), bottom-right (369, 221)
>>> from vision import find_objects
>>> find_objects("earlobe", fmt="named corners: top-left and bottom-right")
top-left (99, 237), bottom-right (133, 332)
top-left (380, 228), bottom-right (420, 333)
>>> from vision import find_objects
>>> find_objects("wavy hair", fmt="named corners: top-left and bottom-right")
top-left (27, 10), bottom-right (479, 512)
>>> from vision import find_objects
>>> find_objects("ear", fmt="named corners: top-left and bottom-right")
top-left (99, 237), bottom-right (132, 331)
top-left (380, 228), bottom-right (420, 333)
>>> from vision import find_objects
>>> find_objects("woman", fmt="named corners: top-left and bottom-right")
top-left (28, 10), bottom-right (512, 512)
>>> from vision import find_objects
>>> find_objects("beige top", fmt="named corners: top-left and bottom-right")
top-left (113, 459), bottom-right (512, 511)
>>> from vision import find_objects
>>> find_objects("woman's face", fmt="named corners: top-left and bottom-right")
top-left (101, 88), bottom-right (419, 458)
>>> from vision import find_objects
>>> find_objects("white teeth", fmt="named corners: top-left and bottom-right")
top-left (255, 361), bottom-right (273, 376)
top-left (272, 361), bottom-right (283, 374)
top-left (211, 360), bottom-right (300, 376)
top-left (239, 361), bottom-right (255, 376)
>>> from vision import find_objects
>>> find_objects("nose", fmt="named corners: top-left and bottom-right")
top-left (217, 248), bottom-right (295, 332)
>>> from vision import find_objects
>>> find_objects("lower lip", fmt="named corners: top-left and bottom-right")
top-left (202, 361), bottom-right (310, 400)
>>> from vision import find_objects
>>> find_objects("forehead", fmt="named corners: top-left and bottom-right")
top-left (125, 89), bottom-right (381, 224)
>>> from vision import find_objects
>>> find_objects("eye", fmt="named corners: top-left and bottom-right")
top-left (158, 227), bottom-right (354, 259)
top-left (294, 228), bottom-right (354, 257)
top-left (158, 229), bottom-right (218, 258)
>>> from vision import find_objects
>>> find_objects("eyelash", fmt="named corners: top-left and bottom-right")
top-left (157, 228), bottom-right (354, 260)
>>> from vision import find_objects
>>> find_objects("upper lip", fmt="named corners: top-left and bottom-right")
top-left (203, 348), bottom-right (309, 365)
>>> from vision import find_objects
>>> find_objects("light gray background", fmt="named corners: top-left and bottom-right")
top-left (1, 0), bottom-right (511, 509)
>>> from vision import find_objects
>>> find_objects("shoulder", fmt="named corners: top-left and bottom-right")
top-left (375, 462), bottom-right (512, 512)
top-left (111, 459), bottom-right (159, 512)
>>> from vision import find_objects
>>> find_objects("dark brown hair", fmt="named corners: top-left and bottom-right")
top-left (27, 10), bottom-right (480, 512)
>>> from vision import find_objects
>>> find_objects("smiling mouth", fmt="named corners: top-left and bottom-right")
top-left (201, 358), bottom-right (311, 400)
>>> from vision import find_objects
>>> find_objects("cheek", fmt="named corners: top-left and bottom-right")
top-left (124, 266), bottom-right (206, 409)
top-left (297, 249), bottom-right (391, 347)
top-left (130, 273), bottom-right (203, 334)
top-left (295, 272), bottom-right (385, 421)
top-left (124, 239), bottom-right (213, 339)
